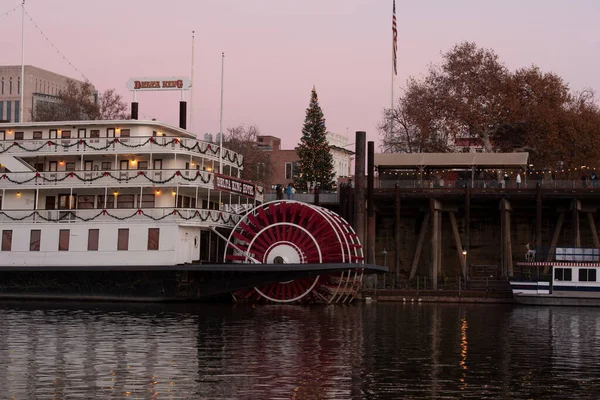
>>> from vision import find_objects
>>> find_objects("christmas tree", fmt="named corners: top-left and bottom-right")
top-left (295, 87), bottom-right (335, 191)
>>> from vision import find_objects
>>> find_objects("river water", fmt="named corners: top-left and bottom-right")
top-left (0, 301), bottom-right (599, 399)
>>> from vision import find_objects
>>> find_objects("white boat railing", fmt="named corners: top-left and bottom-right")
top-left (0, 207), bottom-right (241, 227)
top-left (0, 169), bottom-right (214, 189)
top-left (0, 136), bottom-right (244, 169)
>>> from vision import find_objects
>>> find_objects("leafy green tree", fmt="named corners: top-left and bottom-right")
top-left (295, 87), bottom-right (335, 190)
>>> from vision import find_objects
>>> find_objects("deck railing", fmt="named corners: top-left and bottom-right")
top-left (0, 207), bottom-right (241, 227)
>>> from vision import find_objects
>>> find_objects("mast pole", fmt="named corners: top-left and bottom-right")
top-left (20, 0), bottom-right (25, 123)
top-left (190, 30), bottom-right (195, 133)
top-left (219, 52), bottom-right (225, 174)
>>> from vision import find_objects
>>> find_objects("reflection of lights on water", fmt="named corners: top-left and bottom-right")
top-left (460, 317), bottom-right (468, 370)
top-left (459, 317), bottom-right (468, 390)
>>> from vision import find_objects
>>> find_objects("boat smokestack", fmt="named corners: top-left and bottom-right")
top-left (131, 102), bottom-right (138, 120)
top-left (179, 101), bottom-right (187, 130)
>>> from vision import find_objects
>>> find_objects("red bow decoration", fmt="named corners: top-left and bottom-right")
top-left (137, 209), bottom-right (142, 215)
top-left (47, 141), bottom-right (52, 146)
top-left (174, 138), bottom-right (179, 144)
top-left (79, 139), bottom-right (84, 145)
top-left (69, 172), bottom-right (74, 177)
top-left (102, 209), bottom-right (107, 215)
top-left (35, 173), bottom-right (40, 178)
top-left (173, 210), bottom-right (177, 215)
top-left (113, 138), bottom-right (119, 143)
top-left (138, 171), bottom-right (145, 176)
top-left (103, 172), bottom-right (109, 176)
top-left (149, 137), bottom-right (154, 143)
top-left (175, 171), bottom-right (181, 176)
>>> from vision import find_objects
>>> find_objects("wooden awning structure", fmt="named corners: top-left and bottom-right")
top-left (375, 152), bottom-right (529, 169)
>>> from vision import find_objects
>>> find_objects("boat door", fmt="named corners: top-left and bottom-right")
top-left (58, 193), bottom-right (76, 221)
top-left (153, 159), bottom-right (162, 180)
top-left (119, 160), bottom-right (129, 181)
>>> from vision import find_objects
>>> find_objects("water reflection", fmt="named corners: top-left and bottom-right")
top-left (0, 302), bottom-right (600, 399)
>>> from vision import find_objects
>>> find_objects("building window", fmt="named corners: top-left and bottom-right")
top-left (0, 101), bottom-right (3, 120)
top-left (77, 195), bottom-right (95, 209)
top-left (33, 131), bottom-right (43, 140)
top-left (6, 101), bottom-right (11, 123)
top-left (9, 77), bottom-right (12, 94)
top-left (98, 195), bottom-right (115, 209)
top-left (117, 228), bottom-right (129, 250)
top-left (555, 268), bottom-right (572, 282)
top-left (1, 78), bottom-right (3, 95)
top-left (58, 229), bottom-right (70, 251)
top-left (579, 268), bottom-right (597, 282)
top-left (14, 132), bottom-right (24, 140)
top-left (88, 229), bottom-right (99, 251)
top-left (101, 161), bottom-right (112, 170)
top-left (14, 100), bottom-right (20, 123)
top-left (117, 194), bottom-right (135, 209)
top-left (148, 228), bottom-right (160, 250)
top-left (141, 194), bottom-right (155, 208)
top-left (285, 162), bottom-right (298, 180)
top-left (1, 230), bottom-right (12, 251)
top-left (30, 230), bottom-right (41, 251)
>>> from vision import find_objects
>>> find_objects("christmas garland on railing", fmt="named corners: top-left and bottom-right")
top-left (222, 149), bottom-right (244, 167)
top-left (1, 170), bottom-right (213, 185)
top-left (0, 137), bottom-right (231, 158)
top-left (0, 209), bottom-right (237, 224)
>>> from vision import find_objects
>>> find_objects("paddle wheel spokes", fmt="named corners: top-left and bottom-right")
top-left (224, 200), bottom-right (364, 303)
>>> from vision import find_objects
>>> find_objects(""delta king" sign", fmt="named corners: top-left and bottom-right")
top-left (126, 77), bottom-right (191, 92)
top-left (214, 174), bottom-right (256, 198)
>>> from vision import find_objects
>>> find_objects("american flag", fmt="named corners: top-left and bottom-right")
top-left (392, 0), bottom-right (397, 75)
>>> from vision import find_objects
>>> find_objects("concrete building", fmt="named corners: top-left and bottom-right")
top-left (0, 65), bottom-right (89, 123)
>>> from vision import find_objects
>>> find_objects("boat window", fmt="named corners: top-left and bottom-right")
top-left (579, 268), bottom-right (597, 282)
top-left (29, 230), bottom-right (41, 251)
top-left (58, 229), bottom-right (70, 251)
top-left (1, 230), bottom-right (12, 251)
top-left (117, 194), bottom-right (135, 209)
top-left (77, 195), bottom-right (95, 209)
top-left (555, 268), bottom-right (572, 281)
top-left (118, 228), bottom-right (129, 251)
top-left (33, 131), bottom-right (43, 140)
top-left (147, 228), bottom-right (160, 251)
top-left (88, 229), bottom-right (99, 251)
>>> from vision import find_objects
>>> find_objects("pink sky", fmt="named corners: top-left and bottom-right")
top-left (1, 0), bottom-right (599, 150)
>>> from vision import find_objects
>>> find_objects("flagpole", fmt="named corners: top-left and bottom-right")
top-left (219, 52), bottom-right (225, 174)
top-left (190, 30), bottom-right (195, 133)
top-left (20, 0), bottom-right (25, 123)
top-left (390, 0), bottom-right (397, 143)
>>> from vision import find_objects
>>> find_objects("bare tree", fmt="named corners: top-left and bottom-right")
top-left (33, 79), bottom-right (129, 122)
top-left (224, 125), bottom-right (274, 185)
top-left (97, 89), bottom-right (129, 120)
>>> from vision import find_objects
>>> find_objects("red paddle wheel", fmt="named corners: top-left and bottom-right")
top-left (224, 200), bottom-right (364, 303)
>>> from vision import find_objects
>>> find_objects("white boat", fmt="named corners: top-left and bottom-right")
top-left (510, 248), bottom-right (600, 306)
top-left (0, 119), bottom-right (260, 268)
top-left (0, 119), bottom-right (373, 303)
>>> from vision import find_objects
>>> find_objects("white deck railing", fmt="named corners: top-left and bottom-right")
top-left (0, 207), bottom-right (241, 227)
